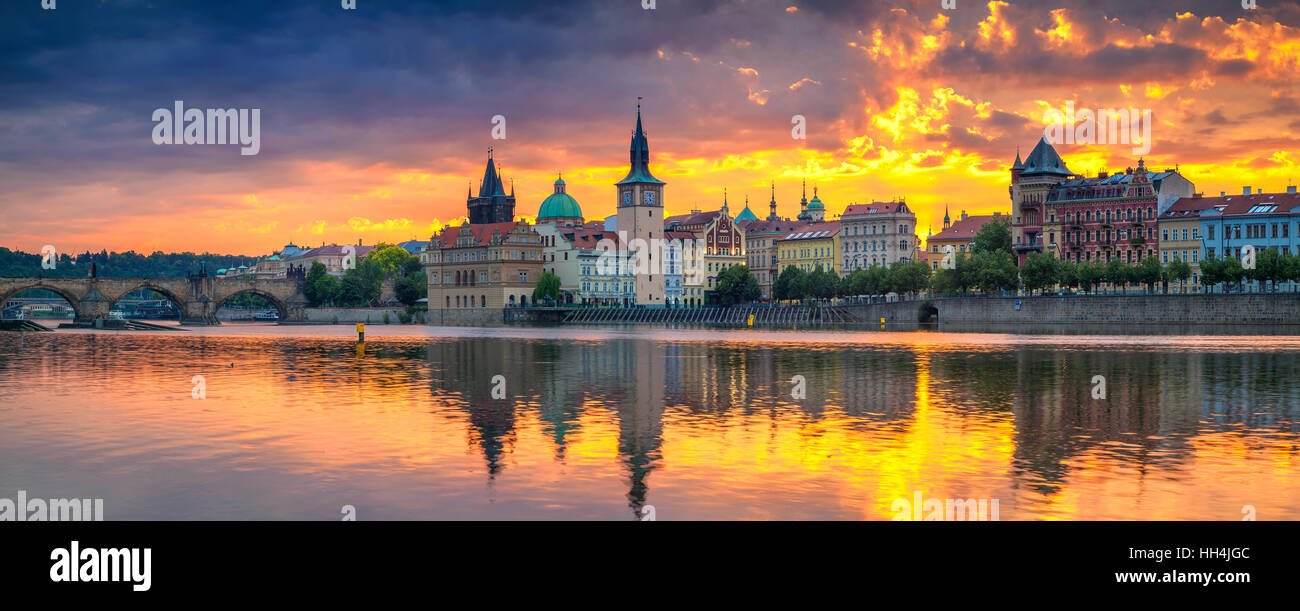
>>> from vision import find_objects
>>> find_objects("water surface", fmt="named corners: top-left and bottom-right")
top-left (1, 323), bottom-right (1297, 520)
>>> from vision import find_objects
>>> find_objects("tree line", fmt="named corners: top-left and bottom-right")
top-left (0, 247), bottom-right (256, 278)
top-left (303, 244), bottom-right (427, 307)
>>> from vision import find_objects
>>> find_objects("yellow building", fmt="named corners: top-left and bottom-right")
top-left (776, 221), bottom-right (841, 275)
top-left (1158, 195), bottom-right (1219, 291)
top-left (426, 221), bottom-right (544, 309)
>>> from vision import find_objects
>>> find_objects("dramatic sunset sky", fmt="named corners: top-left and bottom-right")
top-left (3, 0), bottom-right (1300, 255)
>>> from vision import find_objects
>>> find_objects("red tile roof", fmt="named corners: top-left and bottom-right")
top-left (740, 220), bottom-right (805, 235)
top-left (842, 201), bottom-right (906, 216)
top-left (665, 210), bottom-right (721, 227)
top-left (432, 221), bottom-right (529, 249)
top-left (929, 213), bottom-right (1006, 241)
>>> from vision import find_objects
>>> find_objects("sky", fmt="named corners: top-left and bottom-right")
top-left (3, 0), bottom-right (1300, 256)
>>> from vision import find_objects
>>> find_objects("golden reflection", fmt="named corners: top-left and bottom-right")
top-left (0, 328), bottom-right (1297, 520)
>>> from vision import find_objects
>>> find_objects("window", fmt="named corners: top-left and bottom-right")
top-left (1208, 225), bottom-right (1215, 240)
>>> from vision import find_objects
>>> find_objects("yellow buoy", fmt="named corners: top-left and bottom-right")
top-left (747, 314), bottom-right (755, 327)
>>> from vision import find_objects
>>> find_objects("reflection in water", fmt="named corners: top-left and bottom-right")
top-left (0, 326), bottom-right (1297, 520)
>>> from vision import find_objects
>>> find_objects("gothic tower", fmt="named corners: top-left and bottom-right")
top-left (615, 103), bottom-right (666, 306)
top-left (468, 150), bottom-right (516, 224)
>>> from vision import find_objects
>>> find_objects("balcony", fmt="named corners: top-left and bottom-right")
top-left (1013, 243), bottom-right (1043, 253)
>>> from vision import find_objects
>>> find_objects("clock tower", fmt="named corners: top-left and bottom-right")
top-left (615, 103), bottom-right (665, 306)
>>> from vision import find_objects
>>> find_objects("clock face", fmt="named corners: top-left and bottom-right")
top-left (644, 191), bottom-right (656, 205)
top-left (623, 191), bottom-right (632, 204)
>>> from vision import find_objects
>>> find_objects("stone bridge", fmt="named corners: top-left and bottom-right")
top-left (0, 272), bottom-right (309, 325)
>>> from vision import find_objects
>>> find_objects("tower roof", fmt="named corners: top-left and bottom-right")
top-left (477, 152), bottom-right (508, 197)
top-left (807, 187), bottom-right (825, 210)
top-left (616, 103), bottom-right (665, 186)
top-left (1020, 136), bottom-right (1072, 177)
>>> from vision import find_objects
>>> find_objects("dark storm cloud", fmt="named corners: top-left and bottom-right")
top-left (0, 0), bottom-right (881, 186)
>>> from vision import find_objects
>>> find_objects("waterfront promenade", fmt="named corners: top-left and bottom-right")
top-left (495, 293), bottom-right (1300, 328)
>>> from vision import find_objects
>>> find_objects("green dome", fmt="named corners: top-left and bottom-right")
top-left (538, 190), bottom-right (583, 220)
top-left (735, 206), bottom-right (759, 222)
top-left (808, 195), bottom-right (825, 210)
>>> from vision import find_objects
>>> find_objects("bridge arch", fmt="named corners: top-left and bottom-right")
top-left (108, 283), bottom-right (188, 319)
top-left (0, 282), bottom-right (84, 318)
top-left (214, 288), bottom-right (289, 321)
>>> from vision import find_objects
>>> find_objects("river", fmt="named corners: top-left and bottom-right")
top-left (1, 323), bottom-right (1297, 520)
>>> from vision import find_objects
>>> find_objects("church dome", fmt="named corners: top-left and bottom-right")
top-left (808, 189), bottom-right (825, 210)
top-left (537, 176), bottom-right (583, 222)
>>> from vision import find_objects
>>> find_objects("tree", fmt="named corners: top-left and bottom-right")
top-left (973, 250), bottom-right (1018, 293)
top-left (1076, 261), bottom-right (1104, 294)
top-left (396, 270), bottom-right (427, 306)
top-left (1021, 253), bottom-right (1059, 295)
top-left (532, 270), bottom-right (562, 303)
top-left (1285, 252), bottom-right (1300, 291)
top-left (715, 265), bottom-right (760, 305)
top-left (1199, 255), bottom-right (1222, 292)
top-left (1166, 260), bottom-right (1192, 292)
top-left (368, 243), bottom-right (415, 275)
top-left (888, 261), bottom-right (931, 297)
top-left (807, 266), bottom-right (839, 300)
top-left (842, 268), bottom-right (868, 297)
top-left (774, 266), bottom-right (805, 301)
top-left (1056, 260), bottom-right (1080, 291)
top-left (1220, 256), bottom-right (1245, 292)
top-left (336, 256), bottom-right (384, 307)
top-left (972, 218), bottom-right (1013, 255)
top-left (1136, 255), bottom-right (1162, 293)
top-left (1250, 247), bottom-right (1285, 292)
top-left (1104, 258), bottom-right (1132, 294)
top-left (304, 261), bottom-right (339, 306)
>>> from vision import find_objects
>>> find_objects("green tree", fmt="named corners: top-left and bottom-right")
top-left (774, 266), bottom-right (805, 301)
top-left (336, 256), bottom-right (384, 307)
top-left (887, 260), bottom-right (931, 297)
top-left (1199, 255), bottom-right (1222, 292)
top-left (304, 261), bottom-right (339, 306)
top-left (1021, 253), bottom-right (1059, 295)
top-left (1056, 260), bottom-right (1079, 291)
top-left (1136, 255), bottom-right (1163, 293)
top-left (972, 218), bottom-right (1013, 255)
top-left (1104, 258), bottom-right (1132, 294)
top-left (715, 265), bottom-right (760, 305)
top-left (1077, 261), bottom-right (1104, 294)
top-left (973, 250), bottom-right (1018, 293)
top-left (396, 270), bottom-right (427, 306)
top-left (1220, 255), bottom-right (1245, 291)
top-left (1166, 260), bottom-right (1192, 292)
top-left (368, 243), bottom-right (414, 275)
top-left (532, 270), bottom-right (562, 304)
top-left (1250, 247), bottom-right (1285, 292)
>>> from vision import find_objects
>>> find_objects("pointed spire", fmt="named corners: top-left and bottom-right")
top-left (617, 99), bottom-right (663, 186)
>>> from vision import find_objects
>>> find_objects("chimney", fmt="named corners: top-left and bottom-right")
top-left (961, 211), bottom-right (968, 221)
top-left (1289, 186), bottom-right (1297, 194)
top-left (357, 238), bottom-right (362, 246)
top-left (1098, 171), bottom-right (1108, 179)
top-left (1220, 192), bottom-right (1226, 197)
top-left (1244, 187), bottom-right (1251, 195)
